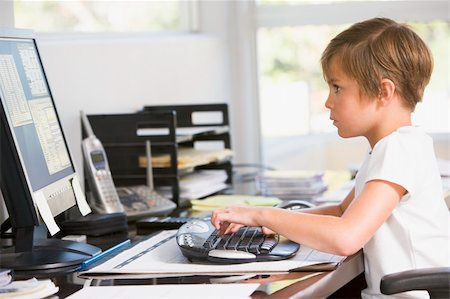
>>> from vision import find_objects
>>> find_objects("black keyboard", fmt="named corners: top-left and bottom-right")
top-left (176, 219), bottom-right (300, 264)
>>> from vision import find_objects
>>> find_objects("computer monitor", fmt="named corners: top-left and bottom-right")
top-left (0, 29), bottom-right (99, 276)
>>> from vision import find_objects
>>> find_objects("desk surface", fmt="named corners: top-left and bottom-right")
top-left (52, 205), bottom-right (366, 298)
top-left (47, 178), bottom-right (368, 297)
top-left (64, 251), bottom-right (364, 298)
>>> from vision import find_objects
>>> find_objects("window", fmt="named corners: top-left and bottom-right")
top-left (14, 0), bottom-right (196, 32)
top-left (258, 21), bottom-right (449, 136)
top-left (258, 24), bottom-right (347, 137)
top-left (255, 1), bottom-right (449, 168)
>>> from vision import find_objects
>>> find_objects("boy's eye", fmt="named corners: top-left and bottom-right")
top-left (333, 84), bottom-right (341, 93)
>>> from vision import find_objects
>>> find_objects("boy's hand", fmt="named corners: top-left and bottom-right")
top-left (211, 206), bottom-right (272, 235)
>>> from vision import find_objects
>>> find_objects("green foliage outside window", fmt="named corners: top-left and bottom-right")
top-left (14, 1), bottom-right (180, 32)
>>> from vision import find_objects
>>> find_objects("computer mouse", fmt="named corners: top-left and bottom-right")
top-left (276, 200), bottom-right (315, 210)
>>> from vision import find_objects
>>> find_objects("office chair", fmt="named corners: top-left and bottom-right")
top-left (380, 267), bottom-right (450, 298)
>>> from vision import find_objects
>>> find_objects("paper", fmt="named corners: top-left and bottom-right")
top-left (139, 148), bottom-right (233, 169)
top-left (258, 170), bottom-right (324, 179)
top-left (157, 170), bottom-right (228, 201)
top-left (80, 230), bottom-right (344, 279)
top-left (191, 194), bottom-right (282, 211)
top-left (315, 179), bottom-right (355, 203)
top-left (137, 126), bottom-right (228, 138)
top-left (72, 176), bottom-right (91, 216)
top-left (0, 268), bottom-right (12, 287)
top-left (67, 283), bottom-right (259, 299)
top-left (176, 125), bottom-right (229, 136)
top-left (437, 158), bottom-right (450, 177)
top-left (0, 278), bottom-right (59, 299)
top-left (33, 190), bottom-right (60, 235)
top-left (256, 170), bottom-right (327, 200)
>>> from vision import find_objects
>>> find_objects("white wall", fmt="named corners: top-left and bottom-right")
top-left (36, 33), bottom-right (230, 178)
top-left (0, 2), bottom-right (14, 28)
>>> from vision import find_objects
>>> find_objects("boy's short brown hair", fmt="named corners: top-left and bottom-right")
top-left (321, 17), bottom-right (433, 110)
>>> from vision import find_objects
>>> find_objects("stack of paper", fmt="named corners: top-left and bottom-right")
top-left (158, 170), bottom-right (228, 201)
top-left (190, 194), bottom-right (282, 211)
top-left (0, 277), bottom-right (58, 299)
top-left (0, 268), bottom-right (12, 287)
top-left (79, 230), bottom-right (346, 279)
top-left (256, 170), bottom-right (327, 201)
top-left (315, 171), bottom-right (354, 203)
top-left (139, 148), bottom-right (233, 170)
top-left (437, 158), bottom-right (450, 177)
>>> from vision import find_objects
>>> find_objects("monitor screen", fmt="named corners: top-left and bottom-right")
top-left (0, 33), bottom-right (79, 224)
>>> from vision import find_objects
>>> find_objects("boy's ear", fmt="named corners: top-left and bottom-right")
top-left (378, 79), bottom-right (396, 105)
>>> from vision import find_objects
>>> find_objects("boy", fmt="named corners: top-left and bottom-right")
top-left (211, 18), bottom-right (449, 298)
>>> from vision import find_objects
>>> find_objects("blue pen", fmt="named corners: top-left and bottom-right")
top-left (76, 239), bottom-right (131, 271)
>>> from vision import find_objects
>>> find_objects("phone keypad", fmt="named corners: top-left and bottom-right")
top-left (116, 185), bottom-right (176, 218)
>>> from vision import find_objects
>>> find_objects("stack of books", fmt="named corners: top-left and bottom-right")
top-left (256, 170), bottom-right (327, 201)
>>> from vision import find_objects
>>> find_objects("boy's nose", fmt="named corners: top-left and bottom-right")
top-left (325, 95), bottom-right (332, 109)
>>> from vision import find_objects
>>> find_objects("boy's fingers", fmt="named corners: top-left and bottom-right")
top-left (262, 227), bottom-right (275, 235)
top-left (219, 221), bottom-right (230, 235)
top-left (211, 209), bottom-right (228, 229)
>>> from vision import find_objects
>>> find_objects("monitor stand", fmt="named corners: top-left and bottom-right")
top-left (0, 224), bottom-right (101, 278)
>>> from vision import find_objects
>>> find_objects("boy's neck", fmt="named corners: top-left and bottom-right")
top-left (367, 104), bottom-right (412, 149)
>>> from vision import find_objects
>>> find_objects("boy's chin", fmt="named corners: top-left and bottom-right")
top-left (337, 129), bottom-right (357, 138)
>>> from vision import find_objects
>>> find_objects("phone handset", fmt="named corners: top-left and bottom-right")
top-left (81, 111), bottom-right (124, 214)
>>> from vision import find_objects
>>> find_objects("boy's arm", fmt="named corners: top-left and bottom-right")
top-left (212, 188), bottom-right (356, 235)
top-left (212, 182), bottom-right (403, 256)
top-left (259, 180), bottom-right (404, 256)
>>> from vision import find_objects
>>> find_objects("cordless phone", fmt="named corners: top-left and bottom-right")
top-left (80, 111), bottom-right (176, 218)
top-left (81, 111), bottom-right (124, 214)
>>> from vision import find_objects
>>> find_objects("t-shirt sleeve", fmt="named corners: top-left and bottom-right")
top-left (364, 135), bottom-right (419, 196)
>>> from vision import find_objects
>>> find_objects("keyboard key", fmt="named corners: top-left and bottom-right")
top-left (226, 228), bottom-right (246, 250)
top-left (216, 234), bottom-right (232, 249)
top-left (260, 237), bottom-right (278, 253)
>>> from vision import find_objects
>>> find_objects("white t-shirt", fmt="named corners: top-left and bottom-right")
top-left (355, 126), bottom-right (450, 299)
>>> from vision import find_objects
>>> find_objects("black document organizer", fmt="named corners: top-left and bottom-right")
top-left (143, 103), bottom-right (233, 185)
top-left (83, 104), bottom-right (233, 206)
